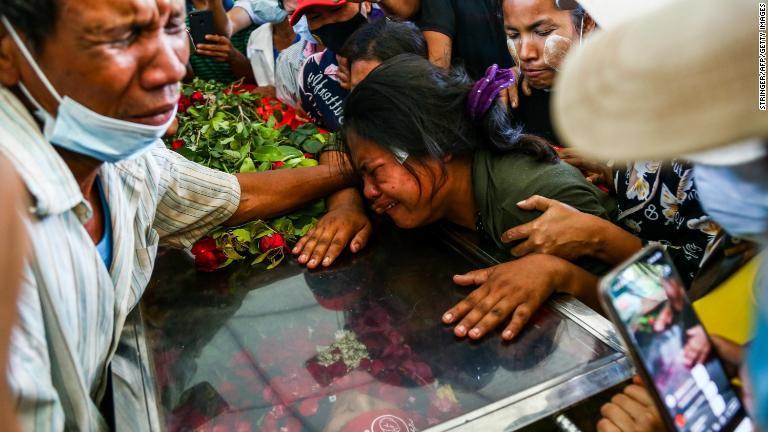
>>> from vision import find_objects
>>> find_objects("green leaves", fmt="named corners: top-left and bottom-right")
top-left (302, 139), bottom-right (325, 154)
top-left (278, 145), bottom-right (303, 159)
top-left (239, 157), bottom-right (256, 173)
top-left (167, 79), bottom-right (332, 271)
top-left (169, 79), bottom-right (325, 173)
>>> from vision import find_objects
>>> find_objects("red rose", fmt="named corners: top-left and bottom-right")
top-left (190, 91), bottom-right (205, 105)
top-left (271, 161), bottom-right (285, 170)
top-left (171, 139), bottom-right (184, 150)
top-left (177, 95), bottom-right (191, 113)
top-left (303, 153), bottom-right (314, 159)
top-left (191, 237), bottom-right (227, 272)
top-left (259, 233), bottom-right (287, 252)
top-left (401, 359), bottom-right (434, 384)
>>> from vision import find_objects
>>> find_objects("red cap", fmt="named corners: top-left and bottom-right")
top-left (289, 0), bottom-right (347, 26)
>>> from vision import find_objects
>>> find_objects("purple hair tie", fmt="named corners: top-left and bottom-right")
top-left (467, 64), bottom-right (515, 120)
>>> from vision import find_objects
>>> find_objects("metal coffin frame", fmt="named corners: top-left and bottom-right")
top-left (112, 223), bottom-right (633, 431)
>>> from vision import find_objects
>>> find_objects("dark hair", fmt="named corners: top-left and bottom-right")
top-left (0, 0), bottom-right (58, 52)
top-left (339, 19), bottom-right (427, 65)
top-left (570, 5), bottom-right (588, 32)
top-left (342, 54), bottom-right (557, 187)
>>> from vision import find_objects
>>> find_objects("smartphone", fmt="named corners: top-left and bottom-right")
top-left (188, 10), bottom-right (215, 48)
top-left (599, 245), bottom-right (752, 432)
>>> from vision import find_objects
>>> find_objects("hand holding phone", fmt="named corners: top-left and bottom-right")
top-left (599, 246), bottom-right (753, 432)
top-left (188, 10), bottom-right (215, 48)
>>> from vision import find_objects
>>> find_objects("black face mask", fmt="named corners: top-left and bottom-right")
top-left (312, 13), bottom-right (367, 54)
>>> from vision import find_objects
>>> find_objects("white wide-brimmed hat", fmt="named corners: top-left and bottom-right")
top-left (553, 0), bottom-right (767, 164)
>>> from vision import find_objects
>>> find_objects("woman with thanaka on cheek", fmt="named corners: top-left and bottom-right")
top-left (500, 0), bottom-right (595, 145)
top-left (342, 54), bottom-right (615, 341)
top-left (498, 0), bottom-right (734, 289)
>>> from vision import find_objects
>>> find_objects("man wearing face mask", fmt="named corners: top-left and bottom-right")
top-left (292, 0), bottom-right (372, 131)
top-left (553, 0), bottom-right (768, 428)
top-left (0, 0), bottom-right (372, 430)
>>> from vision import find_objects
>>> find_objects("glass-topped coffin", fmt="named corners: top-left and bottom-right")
top-left (117, 223), bottom-right (631, 431)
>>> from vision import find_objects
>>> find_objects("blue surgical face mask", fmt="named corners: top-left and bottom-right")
top-left (3, 17), bottom-right (176, 163)
top-left (293, 16), bottom-right (316, 44)
top-left (693, 155), bottom-right (768, 244)
top-left (695, 149), bottom-right (768, 429)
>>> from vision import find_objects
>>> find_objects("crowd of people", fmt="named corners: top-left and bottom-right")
top-left (0, 0), bottom-right (764, 430)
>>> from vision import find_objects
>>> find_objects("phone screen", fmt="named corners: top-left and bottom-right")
top-left (604, 248), bottom-right (752, 432)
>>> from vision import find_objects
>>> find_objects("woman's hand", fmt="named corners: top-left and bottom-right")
top-left (557, 147), bottom-right (613, 188)
top-left (292, 151), bottom-right (371, 271)
top-left (442, 254), bottom-right (597, 341)
top-left (498, 67), bottom-right (532, 110)
top-left (597, 377), bottom-right (664, 432)
top-left (336, 55), bottom-right (351, 91)
top-left (502, 195), bottom-right (642, 265)
top-left (292, 151), bottom-right (370, 269)
top-left (293, 200), bottom-right (372, 269)
top-left (501, 195), bottom-right (602, 260)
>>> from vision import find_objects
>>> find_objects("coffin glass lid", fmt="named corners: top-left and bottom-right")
top-left (140, 226), bottom-right (620, 431)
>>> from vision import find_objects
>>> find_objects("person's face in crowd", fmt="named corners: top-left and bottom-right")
top-left (502, 0), bottom-right (583, 89)
top-left (304, 3), bottom-right (361, 30)
top-left (349, 58), bottom-right (380, 88)
top-left (0, 0), bottom-right (188, 126)
top-left (348, 133), bottom-right (448, 229)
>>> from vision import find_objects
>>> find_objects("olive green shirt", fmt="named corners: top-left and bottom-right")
top-left (473, 149), bottom-right (617, 250)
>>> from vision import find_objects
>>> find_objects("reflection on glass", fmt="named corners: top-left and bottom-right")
top-left (142, 227), bottom-right (615, 431)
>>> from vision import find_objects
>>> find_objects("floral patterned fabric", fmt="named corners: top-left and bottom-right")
top-left (613, 160), bottom-right (721, 286)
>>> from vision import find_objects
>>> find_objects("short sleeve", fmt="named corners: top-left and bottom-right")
top-left (276, 41), bottom-right (308, 108)
top-left (504, 162), bottom-right (613, 221)
top-left (417, 0), bottom-right (456, 37)
top-left (149, 147), bottom-right (241, 249)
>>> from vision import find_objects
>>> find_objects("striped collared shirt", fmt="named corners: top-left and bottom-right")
top-left (0, 86), bottom-right (241, 431)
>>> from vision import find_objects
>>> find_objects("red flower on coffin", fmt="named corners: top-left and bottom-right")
top-left (191, 91), bottom-right (205, 105)
top-left (177, 95), bottom-right (191, 113)
top-left (191, 237), bottom-right (227, 272)
top-left (258, 233), bottom-right (287, 253)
